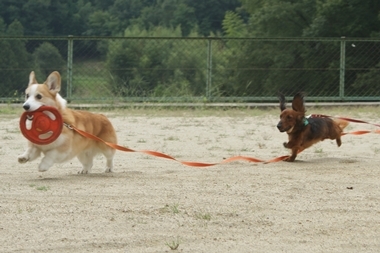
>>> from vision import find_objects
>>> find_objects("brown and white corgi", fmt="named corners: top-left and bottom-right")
top-left (18, 71), bottom-right (117, 173)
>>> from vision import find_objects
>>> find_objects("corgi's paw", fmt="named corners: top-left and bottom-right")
top-left (18, 155), bottom-right (29, 163)
top-left (104, 167), bottom-right (113, 173)
top-left (78, 169), bottom-right (89, 174)
top-left (38, 164), bottom-right (50, 172)
top-left (38, 158), bottom-right (54, 172)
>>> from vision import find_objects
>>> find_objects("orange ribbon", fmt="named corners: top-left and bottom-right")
top-left (65, 115), bottom-right (380, 167)
top-left (67, 124), bottom-right (290, 167)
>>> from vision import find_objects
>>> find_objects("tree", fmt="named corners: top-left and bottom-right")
top-left (219, 0), bottom-right (380, 98)
top-left (86, 10), bottom-right (119, 36)
top-left (106, 26), bottom-right (206, 98)
top-left (0, 0), bottom-right (243, 36)
top-left (304, 0), bottom-right (380, 37)
top-left (222, 11), bottom-right (248, 37)
top-left (0, 19), bottom-right (33, 98)
top-left (239, 0), bottom-right (316, 37)
top-left (108, 0), bottom-right (155, 35)
top-left (135, 0), bottom-right (196, 36)
top-left (33, 42), bottom-right (66, 77)
top-left (185, 0), bottom-right (241, 36)
top-left (303, 0), bottom-right (380, 96)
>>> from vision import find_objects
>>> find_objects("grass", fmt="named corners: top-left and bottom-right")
top-left (196, 212), bottom-right (211, 221)
top-left (165, 136), bottom-right (180, 141)
top-left (170, 203), bottom-right (180, 214)
top-left (137, 138), bottom-right (147, 143)
top-left (72, 60), bottom-right (114, 98)
top-left (6, 128), bottom-right (20, 134)
top-left (29, 184), bottom-right (50, 191)
top-left (160, 203), bottom-right (180, 214)
top-left (36, 186), bottom-right (50, 191)
top-left (2, 135), bottom-right (14, 140)
top-left (373, 147), bottom-right (380, 154)
top-left (0, 105), bottom-right (23, 120)
top-left (165, 237), bottom-right (180, 250)
top-left (258, 142), bottom-right (266, 149)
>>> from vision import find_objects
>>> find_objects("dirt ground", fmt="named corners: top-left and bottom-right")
top-left (1, 106), bottom-right (380, 253)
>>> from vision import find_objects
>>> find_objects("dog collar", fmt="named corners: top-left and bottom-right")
top-left (303, 118), bottom-right (309, 126)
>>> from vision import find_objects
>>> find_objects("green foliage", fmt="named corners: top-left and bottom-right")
top-left (1, 0), bottom-right (380, 100)
top-left (352, 61), bottom-right (380, 95)
top-left (219, 0), bottom-right (380, 97)
top-left (33, 42), bottom-right (66, 77)
top-left (305, 0), bottom-right (380, 37)
top-left (106, 26), bottom-right (207, 98)
top-left (86, 10), bottom-right (119, 36)
top-left (0, 19), bottom-right (33, 98)
top-left (0, 0), bottom-right (91, 36)
top-left (133, 0), bottom-right (197, 36)
top-left (106, 26), bottom-right (175, 97)
top-left (108, 0), bottom-right (155, 35)
top-left (185, 0), bottom-right (241, 36)
top-left (240, 0), bottom-right (316, 37)
top-left (0, 0), bottom-right (240, 36)
top-left (222, 11), bottom-right (247, 37)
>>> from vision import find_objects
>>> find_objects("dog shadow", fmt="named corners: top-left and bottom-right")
top-left (26, 170), bottom-right (142, 182)
top-left (288, 157), bottom-right (359, 164)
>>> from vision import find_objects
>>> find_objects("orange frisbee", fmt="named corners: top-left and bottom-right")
top-left (19, 106), bottom-right (63, 145)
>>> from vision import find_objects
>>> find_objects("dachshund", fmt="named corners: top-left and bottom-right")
top-left (277, 92), bottom-right (349, 162)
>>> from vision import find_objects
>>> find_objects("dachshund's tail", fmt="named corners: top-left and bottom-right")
top-left (334, 119), bottom-right (349, 130)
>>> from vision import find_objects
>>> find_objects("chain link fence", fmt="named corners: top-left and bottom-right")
top-left (1, 36), bottom-right (380, 103)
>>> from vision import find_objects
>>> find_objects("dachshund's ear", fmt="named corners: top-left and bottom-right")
top-left (278, 93), bottom-right (286, 111)
top-left (291, 92), bottom-right (306, 113)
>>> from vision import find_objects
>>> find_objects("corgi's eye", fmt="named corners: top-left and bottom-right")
top-left (36, 94), bottom-right (42, 100)
top-left (287, 115), bottom-right (292, 119)
top-left (26, 94), bottom-right (29, 99)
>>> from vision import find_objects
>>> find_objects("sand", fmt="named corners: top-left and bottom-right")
top-left (0, 107), bottom-right (380, 253)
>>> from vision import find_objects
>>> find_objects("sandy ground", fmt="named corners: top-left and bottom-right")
top-left (0, 107), bottom-right (380, 253)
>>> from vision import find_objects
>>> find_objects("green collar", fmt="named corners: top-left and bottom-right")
top-left (303, 118), bottom-right (309, 126)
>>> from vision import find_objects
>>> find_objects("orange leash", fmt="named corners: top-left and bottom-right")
top-left (65, 114), bottom-right (380, 168)
top-left (66, 124), bottom-right (290, 167)
top-left (342, 129), bottom-right (380, 136)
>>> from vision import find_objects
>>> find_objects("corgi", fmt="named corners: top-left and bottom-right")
top-left (18, 71), bottom-right (117, 173)
top-left (277, 92), bottom-right (348, 162)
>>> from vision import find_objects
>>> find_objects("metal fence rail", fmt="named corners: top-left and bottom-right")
top-left (1, 36), bottom-right (380, 103)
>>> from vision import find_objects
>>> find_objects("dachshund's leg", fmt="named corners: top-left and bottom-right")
top-left (336, 137), bottom-right (342, 147)
top-left (284, 148), bottom-right (297, 162)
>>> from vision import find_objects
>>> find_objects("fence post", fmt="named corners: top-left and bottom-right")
top-left (206, 39), bottom-right (212, 100)
top-left (339, 36), bottom-right (346, 100)
top-left (67, 35), bottom-right (73, 100)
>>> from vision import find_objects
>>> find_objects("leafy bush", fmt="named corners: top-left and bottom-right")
top-left (106, 26), bottom-right (207, 98)
top-left (33, 42), bottom-right (66, 77)
top-left (0, 19), bottom-right (33, 99)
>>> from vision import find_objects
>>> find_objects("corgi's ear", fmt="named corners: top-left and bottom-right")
top-left (45, 71), bottom-right (61, 94)
top-left (28, 71), bottom-right (38, 87)
top-left (291, 92), bottom-right (306, 113)
top-left (278, 93), bottom-right (286, 111)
